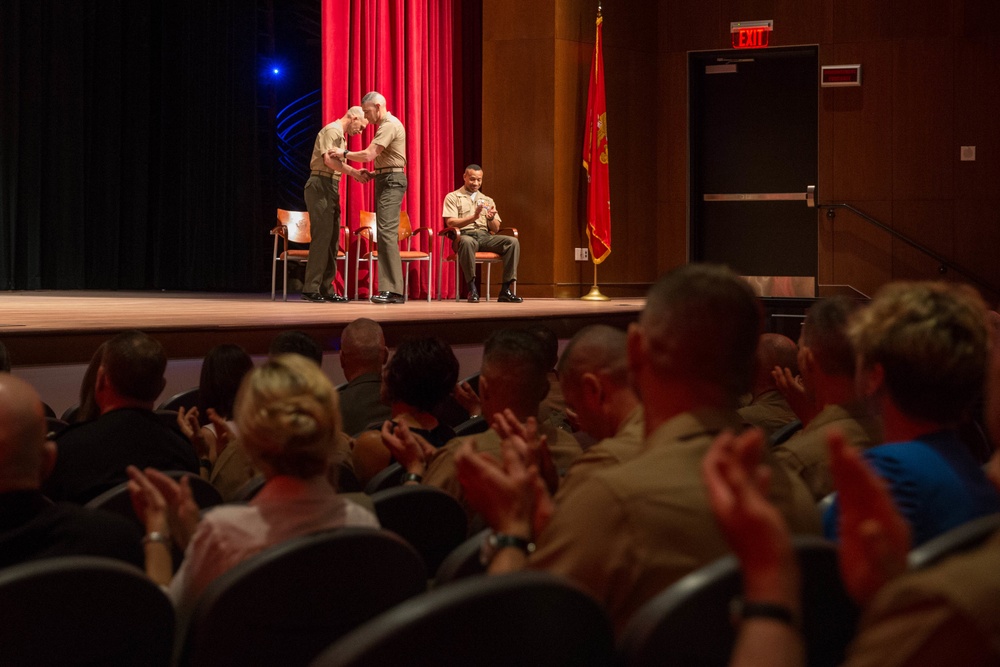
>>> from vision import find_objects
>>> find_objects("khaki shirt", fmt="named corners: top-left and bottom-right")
top-left (737, 389), bottom-right (798, 440)
top-left (423, 424), bottom-right (582, 520)
top-left (372, 112), bottom-right (406, 170)
top-left (774, 401), bottom-right (883, 500)
top-left (441, 187), bottom-right (501, 233)
top-left (526, 408), bottom-right (820, 636)
top-left (555, 405), bottom-right (645, 502)
top-left (308, 121), bottom-right (344, 180)
top-left (844, 529), bottom-right (1000, 667)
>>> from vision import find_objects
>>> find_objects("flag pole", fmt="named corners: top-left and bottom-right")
top-left (581, 263), bottom-right (609, 301)
top-left (580, 0), bottom-right (610, 302)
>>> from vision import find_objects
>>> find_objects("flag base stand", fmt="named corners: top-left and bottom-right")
top-left (581, 284), bottom-right (610, 301)
top-left (580, 263), bottom-right (610, 301)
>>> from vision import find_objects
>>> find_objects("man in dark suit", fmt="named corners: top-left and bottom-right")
top-left (42, 330), bottom-right (199, 504)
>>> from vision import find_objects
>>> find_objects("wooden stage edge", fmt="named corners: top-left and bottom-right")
top-left (0, 291), bottom-right (646, 366)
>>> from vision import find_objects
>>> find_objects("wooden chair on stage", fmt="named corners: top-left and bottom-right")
top-left (270, 209), bottom-right (350, 301)
top-left (436, 227), bottom-right (519, 301)
top-left (353, 211), bottom-right (433, 302)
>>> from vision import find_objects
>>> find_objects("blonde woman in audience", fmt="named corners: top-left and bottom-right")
top-left (127, 353), bottom-right (379, 615)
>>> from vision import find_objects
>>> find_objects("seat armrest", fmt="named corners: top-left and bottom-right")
top-left (411, 227), bottom-right (434, 240)
top-left (438, 228), bottom-right (460, 240)
top-left (494, 227), bottom-right (518, 238)
top-left (270, 224), bottom-right (288, 238)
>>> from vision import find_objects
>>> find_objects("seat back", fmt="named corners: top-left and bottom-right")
top-left (619, 535), bottom-right (859, 667)
top-left (364, 461), bottom-right (404, 495)
top-left (0, 556), bottom-right (174, 667)
top-left (908, 512), bottom-right (1000, 570)
top-left (433, 528), bottom-right (490, 587)
top-left (179, 527), bottom-right (427, 667)
top-left (370, 485), bottom-right (468, 574)
top-left (358, 210), bottom-right (413, 244)
top-left (277, 208), bottom-right (312, 243)
top-left (86, 471), bottom-right (224, 525)
top-left (157, 386), bottom-right (201, 412)
top-left (312, 571), bottom-right (614, 667)
top-left (231, 474), bottom-right (267, 502)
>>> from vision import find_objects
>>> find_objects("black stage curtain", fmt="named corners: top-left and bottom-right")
top-left (0, 0), bottom-right (271, 291)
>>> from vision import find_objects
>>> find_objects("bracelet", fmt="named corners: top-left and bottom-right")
top-left (729, 597), bottom-right (800, 630)
top-left (400, 471), bottom-right (423, 484)
top-left (141, 531), bottom-right (171, 547)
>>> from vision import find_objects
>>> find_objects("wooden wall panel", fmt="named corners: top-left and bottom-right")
top-left (833, 0), bottom-right (891, 42)
top-left (829, 42), bottom-right (893, 201)
top-left (830, 200), bottom-right (892, 297)
top-left (953, 199), bottom-right (1000, 303)
top-left (892, 199), bottom-right (954, 266)
top-left (891, 39), bottom-right (954, 201)
top-left (890, 0), bottom-right (954, 39)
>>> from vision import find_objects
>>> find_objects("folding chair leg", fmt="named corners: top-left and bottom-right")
top-left (485, 263), bottom-right (492, 301)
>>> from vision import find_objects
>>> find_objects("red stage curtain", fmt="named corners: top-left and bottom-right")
top-left (322, 0), bottom-right (459, 300)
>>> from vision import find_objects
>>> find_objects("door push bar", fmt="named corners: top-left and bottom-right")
top-left (703, 185), bottom-right (816, 208)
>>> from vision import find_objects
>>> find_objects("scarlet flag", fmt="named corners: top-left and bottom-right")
top-left (583, 9), bottom-right (611, 264)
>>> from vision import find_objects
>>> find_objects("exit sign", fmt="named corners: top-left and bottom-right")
top-left (731, 20), bottom-right (773, 49)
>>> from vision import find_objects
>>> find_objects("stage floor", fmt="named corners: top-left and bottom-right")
top-left (0, 291), bottom-right (646, 365)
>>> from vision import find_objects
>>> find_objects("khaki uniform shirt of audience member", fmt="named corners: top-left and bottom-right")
top-left (441, 186), bottom-right (500, 232)
top-left (423, 424), bottom-right (582, 517)
top-left (773, 401), bottom-right (882, 501)
top-left (842, 528), bottom-right (1000, 667)
top-left (737, 389), bottom-right (799, 440)
top-left (526, 408), bottom-right (820, 635)
top-left (555, 405), bottom-right (645, 502)
top-left (372, 113), bottom-right (406, 170)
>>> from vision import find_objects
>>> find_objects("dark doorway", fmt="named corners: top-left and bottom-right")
top-left (689, 46), bottom-right (818, 294)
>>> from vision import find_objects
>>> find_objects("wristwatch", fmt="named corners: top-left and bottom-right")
top-left (341, 148), bottom-right (349, 160)
top-left (478, 531), bottom-right (536, 566)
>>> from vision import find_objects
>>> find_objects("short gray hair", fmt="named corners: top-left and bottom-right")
top-left (346, 106), bottom-right (364, 119)
top-left (361, 91), bottom-right (385, 106)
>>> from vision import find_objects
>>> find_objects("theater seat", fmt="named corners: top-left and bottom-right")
top-left (0, 556), bottom-right (174, 666)
top-left (312, 571), bottom-right (614, 667)
top-left (178, 527), bottom-right (426, 667)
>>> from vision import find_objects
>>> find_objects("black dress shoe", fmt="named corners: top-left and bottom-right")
top-left (467, 287), bottom-right (480, 303)
top-left (371, 291), bottom-right (405, 304)
top-left (323, 293), bottom-right (349, 303)
top-left (497, 287), bottom-right (523, 303)
top-left (301, 292), bottom-right (325, 303)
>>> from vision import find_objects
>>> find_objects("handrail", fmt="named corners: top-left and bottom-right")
top-left (818, 202), bottom-right (996, 297)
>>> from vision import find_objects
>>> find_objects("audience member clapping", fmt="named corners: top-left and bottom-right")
top-left (822, 281), bottom-right (1000, 546)
top-left (127, 353), bottom-right (379, 616)
top-left (42, 331), bottom-right (199, 504)
top-left (337, 318), bottom-right (391, 436)
top-left (351, 337), bottom-right (458, 484)
top-left (773, 296), bottom-right (883, 499)
top-left (738, 333), bottom-right (800, 439)
top-left (176, 343), bottom-right (255, 500)
top-left (453, 265), bottom-right (818, 635)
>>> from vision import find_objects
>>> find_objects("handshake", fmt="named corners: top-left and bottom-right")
top-left (352, 169), bottom-right (373, 184)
